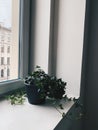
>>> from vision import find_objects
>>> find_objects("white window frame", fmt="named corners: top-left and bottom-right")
top-left (0, 0), bottom-right (30, 95)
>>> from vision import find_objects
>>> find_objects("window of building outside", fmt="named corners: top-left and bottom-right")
top-left (0, 0), bottom-right (20, 82)
top-left (8, 37), bottom-right (10, 42)
top-left (1, 69), bottom-right (4, 77)
top-left (7, 68), bottom-right (10, 77)
top-left (1, 46), bottom-right (4, 53)
top-left (7, 57), bottom-right (10, 65)
top-left (7, 46), bottom-right (10, 53)
top-left (1, 57), bottom-right (4, 65)
top-left (1, 35), bottom-right (4, 41)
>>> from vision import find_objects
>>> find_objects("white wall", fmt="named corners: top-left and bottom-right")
top-left (32, 0), bottom-right (51, 73)
top-left (31, 0), bottom-right (86, 97)
top-left (56, 0), bottom-right (86, 97)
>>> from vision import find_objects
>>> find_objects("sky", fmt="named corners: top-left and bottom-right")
top-left (0, 0), bottom-right (12, 28)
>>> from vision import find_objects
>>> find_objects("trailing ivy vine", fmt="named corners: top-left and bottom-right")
top-left (5, 90), bottom-right (27, 105)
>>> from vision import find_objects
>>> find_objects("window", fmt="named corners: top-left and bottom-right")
top-left (0, 0), bottom-right (30, 94)
top-left (7, 46), bottom-right (10, 53)
top-left (1, 57), bottom-right (4, 65)
top-left (1, 69), bottom-right (4, 77)
top-left (1, 46), bottom-right (4, 53)
top-left (1, 36), bottom-right (4, 41)
top-left (7, 57), bottom-right (10, 65)
top-left (0, 0), bottom-right (19, 82)
top-left (8, 37), bottom-right (11, 42)
top-left (7, 68), bottom-right (10, 77)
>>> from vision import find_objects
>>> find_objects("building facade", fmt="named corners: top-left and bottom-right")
top-left (0, 24), bottom-right (12, 81)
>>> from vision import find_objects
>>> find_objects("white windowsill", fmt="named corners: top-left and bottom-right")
top-left (0, 98), bottom-right (74, 130)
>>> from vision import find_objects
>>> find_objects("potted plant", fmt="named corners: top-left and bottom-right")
top-left (46, 76), bottom-right (67, 100)
top-left (24, 66), bottom-right (67, 105)
top-left (24, 66), bottom-right (49, 105)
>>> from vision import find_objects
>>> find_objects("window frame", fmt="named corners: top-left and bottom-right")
top-left (0, 0), bottom-right (30, 95)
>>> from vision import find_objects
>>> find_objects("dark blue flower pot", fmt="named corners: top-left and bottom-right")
top-left (25, 83), bottom-right (45, 105)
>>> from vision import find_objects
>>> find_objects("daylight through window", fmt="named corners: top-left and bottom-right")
top-left (0, 0), bottom-right (19, 82)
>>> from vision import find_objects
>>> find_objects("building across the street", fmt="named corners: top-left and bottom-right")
top-left (0, 23), bottom-right (12, 82)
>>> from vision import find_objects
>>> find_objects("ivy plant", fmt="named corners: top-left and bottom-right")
top-left (6, 90), bottom-right (27, 105)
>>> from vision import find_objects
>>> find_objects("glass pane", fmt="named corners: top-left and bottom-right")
top-left (0, 0), bottom-right (19, 82)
